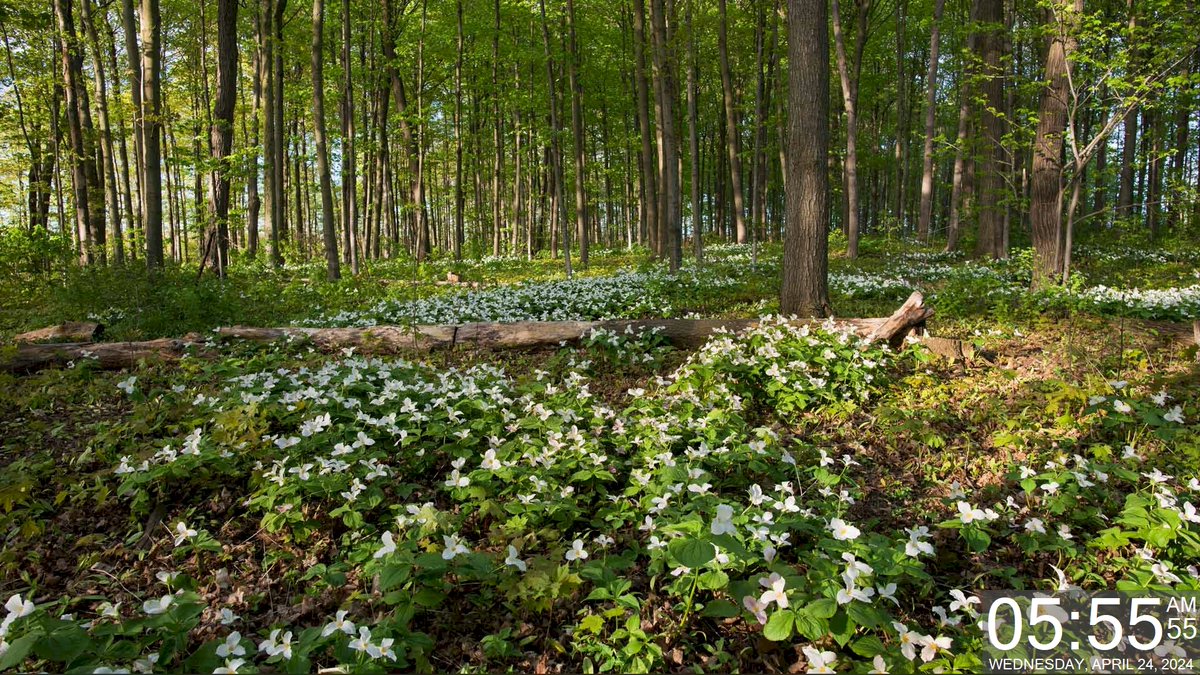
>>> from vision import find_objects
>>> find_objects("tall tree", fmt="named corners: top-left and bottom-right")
top-left (54, 0), bottom-right (94, 264)
top-left (831, 0), bottom-right (868, 259)
top-left (141, 0), bottom-right (164, 268)
top-left (566, 0), bottom-right (589, 268)
top-left (916, 0), bottom-right (946, 242)
top-left (973, 0), bottom-right (1007, 259)
top-left (1029, 0), bottom-right (1082, 288)
top-left (781, 0), bottom-right (831, 316)
top-left (340, 0), bottom-right (358, 273)
top-left (539, 0), bottom-right (571, 277)
top-left (81, 0), bottom-right (123, 263)
top-left (631, 0), bottom-right (657, 253)
top-left (205, 0), bottom-right (238, 277)
top-left (717, 0), bottom-right (748, 245)
top-left (311, 0), bottom-right (339, 279)
top-left (648, 0), bottom-right (680, 270)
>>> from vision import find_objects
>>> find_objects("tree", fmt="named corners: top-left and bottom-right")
top-left (631, 0), bottom-right (658, 254)
top-left (140, 0), bottom-right (164, 269)
top-left (1028, 0), bottom-right (1081, 288)
top-left (717, 0), bottom-right (747, 245)
top-left (972, 0), bottom-right (1007, 260)
top-left (781, 0), bottom-right (831, 317)
top-left (539, 0), bottom-right (571, 277)
top-left (830, 0), bottom-right (868, 260)
top-left (566, 0), bottom-right (589, 268)
top-left (916, 0), bottom-right (946, 242)
top-left (648, 0), bottom-right (681, 271)
top-left (311, 0), bottom-right (339, 280)
top-left (54, 0), bottom-right (96, 265)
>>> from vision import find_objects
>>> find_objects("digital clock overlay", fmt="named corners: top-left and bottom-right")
top-left (981, 591), bottom-right (1200, 674)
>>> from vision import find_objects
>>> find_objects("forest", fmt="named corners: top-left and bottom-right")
top-left (0, 0), bottom-right (1198, 670)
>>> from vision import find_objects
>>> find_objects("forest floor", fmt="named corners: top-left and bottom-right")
top-left (0, 237), bottom-right (1197, 673)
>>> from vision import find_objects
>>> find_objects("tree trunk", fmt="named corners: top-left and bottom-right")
top-left (311, 0), bottom-right (339, 280)
top-left (916, 0), bottom-right (946, 242)
top-left (631, 0), bottom-right (657, 255)
top-left (139, 0), bottom-right (163, 269)
top-left (82, 0), bottom-right (123, 264)
top-left (246, 3), bottom-right (264, 257)
top-left (831, 0), bottom-right (867, 259)
top-left (566, 0), bottom-right (589, 268)
top-left (781, 0), bottom-right (831, 317)
top-left (972, 0), bottom-right (1006, 259)
top-left (340, 0), bottom-right (358, 273)
top-left (648, 0), bottom-right (681, 271)
top-left (202, 0), bottom-right (238, 278)
top-left (686, 0), bottom-right (702, 264)
top-left (539, 0), bottom-right (571, 277)
top-left (54, 0), bottom-right (95, 266)
top-left (453, 0), bottom-right (464, 260)
top-left (1115, 0), bottom-right (1138, 219)
top-left (1029, 0), bottom-right (1080, 289)
top-left (717, 0), bottom-right (748, 245)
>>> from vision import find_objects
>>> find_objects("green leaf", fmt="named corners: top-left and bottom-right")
top-left (379, 562), bottom-right (412, 592)
top-left (578, 614), bottom-right (605, 634)
top-left (696, 570), bottom-right (729, 591)
top-left (763, 609), bottom-right (795, 642)
top-left (808, 597), bottom-right (837, 619)
top-left (963, 527), bottom-right (992, 553)
top-left (851, 635), bottom-right (887, 657)
top-left (35, 623), bottom-right (89, 663)
top-left (0, 633), bottom-right (40, 671)
top-left (669, 538), bottom-right (715, 569)
top-left (793, 610), bottom-right (828, 641)
top-left (700, 599), bottom-right (741, 618)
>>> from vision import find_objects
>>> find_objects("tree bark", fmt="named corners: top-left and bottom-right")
top-left (831, 0), bottom-right (868, 259)
top-left (340, 0), bottom-right (358, 273)
top-left (140, 0), bottom-right (164, 268)
top-left (1029, 0), bottom-right (1080, 288)
top-left (82, 0), bottom-right (124, 264)
top-left (718, 0), bottom-right (748, 245)
top-left (311, 0), bottom-right (339, 280)
top-left (539, 0), bottom-right (571, 277)
top-left (648, 0), bottom-right (681, 271)
top-left (566, 0), bottom-right (589, 268)
top-left (916, 0), bottom-right (946, 242)
top-left (686, 0), bottom-right (702, 264)
top-left (631, 0), bottom-right (658, 255)
top-left (54, 0), bottom-right (95, 265)
top-left (781, 0), bottom-right (832, 317)
top-left (205, 0), bottom-right (238, 277)
top-left (972, 0), bottom-right (1007, 259)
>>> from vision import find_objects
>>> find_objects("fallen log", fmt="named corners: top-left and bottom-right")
top-left (1, 336), bottom-right (204, 373)
top-left (12, 321), bottom-right (103, 344)
top-left (2, 293), bottom-right (941, 373)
